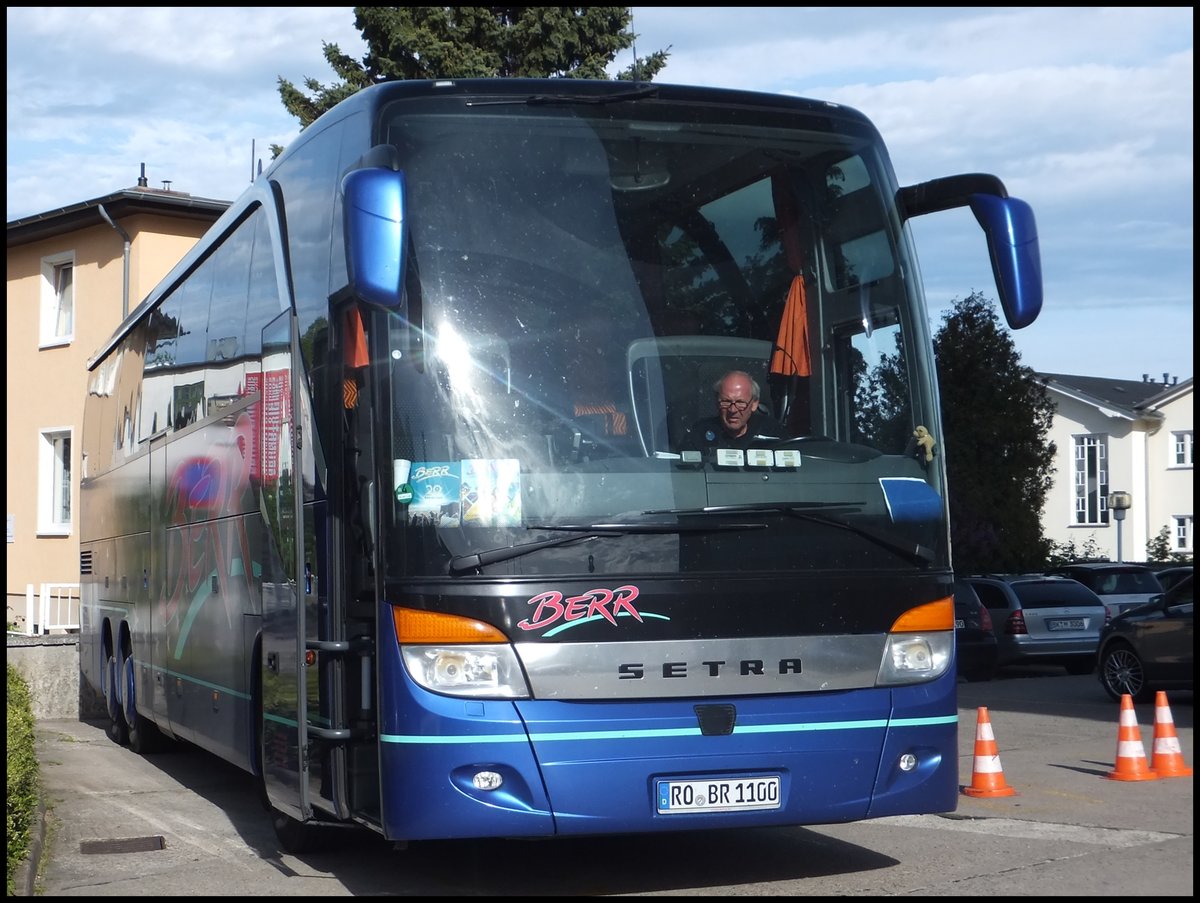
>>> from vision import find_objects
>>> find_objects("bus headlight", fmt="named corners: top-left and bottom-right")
top-left (401, 644), bottom-right (530, 698)
top-left (876, 632), bottom-right (953, 685)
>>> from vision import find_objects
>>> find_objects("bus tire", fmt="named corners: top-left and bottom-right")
top-left (105, 653), bottom-right (129, 746)
top-left (122, 654), bottom-right (167, 755)
top-left (271, 808), bottom-right (325, 855)
top-left (128, 710), bottom-right (167, 755)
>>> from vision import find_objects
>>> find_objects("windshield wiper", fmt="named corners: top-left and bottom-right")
top-left (447, 520), bottom-right (764, 575)
top-left (643, 503), bottom-right (934, 568)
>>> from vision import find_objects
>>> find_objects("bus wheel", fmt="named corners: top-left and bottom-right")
top-left (121, 654), bottom-right (166, 755)
top-left (271, 808), bottom-right (325, 855)
top-left (105, 653), bottom-right (129, 746)
top-left (128, 709), bottom-right (167, 755)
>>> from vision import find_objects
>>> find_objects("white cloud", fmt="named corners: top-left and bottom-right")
top-left (6, 5), bottom-right (1192, 380)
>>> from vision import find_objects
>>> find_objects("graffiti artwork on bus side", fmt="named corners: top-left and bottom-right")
top-left (158, 411), bottom-right (259, 660)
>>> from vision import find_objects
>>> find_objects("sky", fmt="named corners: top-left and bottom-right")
top-left (6, 7), bottom-right (1193, 383)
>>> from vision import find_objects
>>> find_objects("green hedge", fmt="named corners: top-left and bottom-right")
top-left (7, 664), bottom-right (40, 895)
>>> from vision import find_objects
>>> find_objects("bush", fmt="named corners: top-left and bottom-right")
top-left (7, 664), bottom-right (39, 895)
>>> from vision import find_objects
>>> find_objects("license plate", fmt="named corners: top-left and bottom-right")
top-left (1048, 618), bottom-right (1085, 630)
top-left (656, 776), bottom-right (781, 814)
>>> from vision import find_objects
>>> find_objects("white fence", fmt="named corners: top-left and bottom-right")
top-left (15, 582), bottom-right (81, 636)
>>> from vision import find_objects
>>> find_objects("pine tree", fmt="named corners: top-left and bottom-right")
top-left (277, 7), bottom-right (671, 132)
top-left (934, 292), bottom-right (1058, 574)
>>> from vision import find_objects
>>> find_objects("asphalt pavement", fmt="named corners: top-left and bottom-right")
top-left (17, 668), bottom-right (1193, 896)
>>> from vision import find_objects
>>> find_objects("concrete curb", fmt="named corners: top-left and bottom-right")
top-left (8, 634), bottom-right (104, 895)
top-left (12, 794), bottom-right (46, 896)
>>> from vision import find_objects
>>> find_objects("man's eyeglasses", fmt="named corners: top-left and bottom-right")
top-left (718, 398), bottom-right (751, 412)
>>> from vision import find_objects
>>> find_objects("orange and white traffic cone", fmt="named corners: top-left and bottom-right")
top-left (1107, 693), bottom-right (1159, 781)
top-left (962, 706), bottom-right (1017, 797)
top-left (1149, 690), bottom-right (1192, 778)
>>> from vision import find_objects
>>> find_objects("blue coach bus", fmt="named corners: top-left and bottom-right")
top-left (80, 77), bottom-right (1042, 852)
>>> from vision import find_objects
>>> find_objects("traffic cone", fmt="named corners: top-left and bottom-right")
top-left (1107, 694), bottom-right (1159, 781)
top-left (1149, 691), bottom-right (1192, 778)
top-left (962, 706), bottom-right (1017, 797)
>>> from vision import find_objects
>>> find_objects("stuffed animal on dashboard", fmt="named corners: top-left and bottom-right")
top-left (911, 425), bottom-right (936, 464)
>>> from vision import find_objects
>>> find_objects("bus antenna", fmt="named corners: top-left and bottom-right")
top-left (631, 13), bottom-right (640, 87)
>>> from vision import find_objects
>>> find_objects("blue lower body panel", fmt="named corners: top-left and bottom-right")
top-left (375, 668), bottom-right (957, 841)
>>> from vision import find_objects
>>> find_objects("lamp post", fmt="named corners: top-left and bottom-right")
top-left (1108, 491), bottom-right (1132, 562)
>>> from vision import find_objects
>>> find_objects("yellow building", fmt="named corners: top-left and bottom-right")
top-left (6, 180), bottom-right (228, 629)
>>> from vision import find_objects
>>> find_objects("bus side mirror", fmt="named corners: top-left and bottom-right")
top-left (968, 193), bottom-right (1043, 330)
top-left (342, 165), bottom-right (407, 309)
top-left (897, 174), bottom-right (1043, 331)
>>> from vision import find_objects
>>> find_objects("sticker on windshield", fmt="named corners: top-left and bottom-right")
top-left (462, 458), bottom-right (522, 526)
top-left (408, 459), bottom-right (522, 527)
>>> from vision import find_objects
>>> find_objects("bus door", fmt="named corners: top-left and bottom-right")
top-left (258, 310), bottom-right (309, 821)
top-left (258, 311), bottom-right (351, 825)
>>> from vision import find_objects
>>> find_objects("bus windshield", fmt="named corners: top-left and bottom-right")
top-left (371, 93), bottom-right (945, 578)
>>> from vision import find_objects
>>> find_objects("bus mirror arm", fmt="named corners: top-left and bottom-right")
top-left (897, 174), bottom-right (1042, 331)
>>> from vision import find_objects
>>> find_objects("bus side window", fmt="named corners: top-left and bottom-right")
top-left (140, 299), bottom-right (179, 441)
top-left (171, 256), bottom-right (215, 431)
top-left (204, 218), bottom-right (256, 419)
top-left (243, 206), bottom-right (285, 444)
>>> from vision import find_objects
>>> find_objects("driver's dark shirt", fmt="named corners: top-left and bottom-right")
top-left (679, 410), bottom-right (786, 452)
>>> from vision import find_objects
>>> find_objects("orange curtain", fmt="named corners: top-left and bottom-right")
top-left (344, 306), bottom-right (369, 368)
top-left (769, 174), bottom-right (812, 377)
top-left (770, 275), bottom-right (811, 377)
top-left (343, 306), bottom-right (369, 409)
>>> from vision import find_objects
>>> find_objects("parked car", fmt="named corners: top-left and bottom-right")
top-left (1044, 562), bottom-right (1164, 619)
top-left (954, 579), bottom-right (998, 682)
top-left (963, 575), bottom-right (1107, 674)
top-left (1097, 574), bottom-right (1193, 702)
top-left (1154, 565), bottom-right (1193, 593)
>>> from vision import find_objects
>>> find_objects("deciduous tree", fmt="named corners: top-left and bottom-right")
top-left (934, 292), bottom-right (1057, 573)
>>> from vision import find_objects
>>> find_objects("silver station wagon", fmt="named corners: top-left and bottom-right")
top-left (962, 575), bottom-right (1108, 675)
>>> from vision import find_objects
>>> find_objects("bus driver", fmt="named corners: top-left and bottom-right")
top-left (679, 369), bottom-right (785, 452)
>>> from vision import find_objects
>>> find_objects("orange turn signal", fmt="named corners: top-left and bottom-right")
top-left (890, 596), bottom-right (954, 633)
top-left (392, 606), bottom-right (507, 644)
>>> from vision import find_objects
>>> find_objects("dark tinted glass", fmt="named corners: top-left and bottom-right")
top-left (1012, 581), bottom-right (1103, 609)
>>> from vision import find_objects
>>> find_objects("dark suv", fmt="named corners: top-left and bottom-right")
top-left (1154, 565), bottom-right (1193, 593)
top-left (953, 579), bottom-right (998, 682)
top-left (1096, 574), bottom-right (1193, 702)
top-left (963, 575), bottom-right (1107, 674)
top-left (1044, 563), bottom-right (1163, 619)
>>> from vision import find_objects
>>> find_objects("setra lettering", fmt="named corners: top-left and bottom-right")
top-left (617, 659), bottom-right (803, 679)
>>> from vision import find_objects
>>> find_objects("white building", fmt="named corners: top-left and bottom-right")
top-left (1038, 372), bottom-right (1193, 562)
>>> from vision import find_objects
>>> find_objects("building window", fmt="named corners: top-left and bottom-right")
top-left (1172, 431), bottom-right (1193, 467)
top-left (1175, 516), bottom-right (1193, 552)
top-left (38, 428), bottom-right (72, 535)
top-left (1072, 435), bottom-right (1108, 525)
top-left (40, 253), bottom-right (75, 347)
